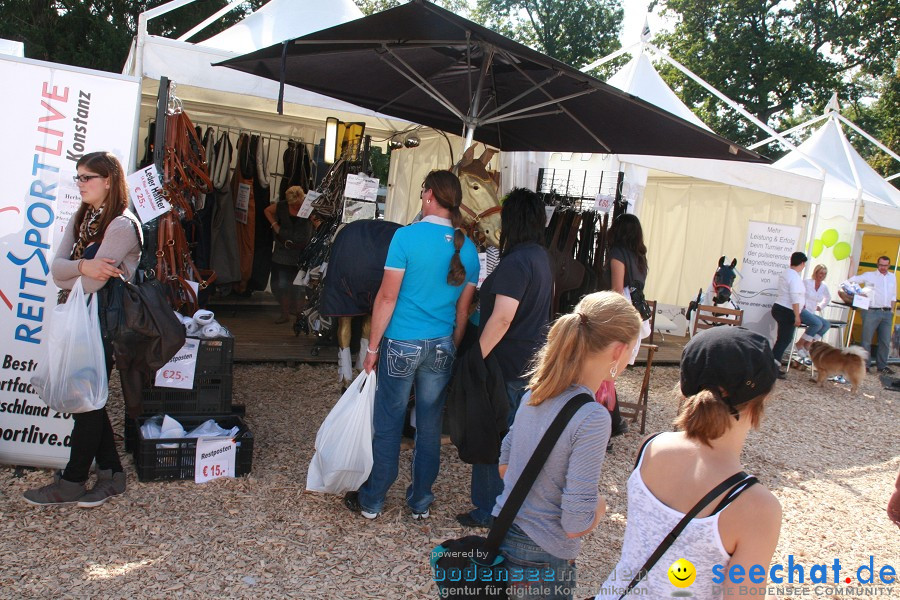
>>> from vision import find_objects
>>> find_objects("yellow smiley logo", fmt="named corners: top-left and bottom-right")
top-left (667, 558), bottom-right (697, 588)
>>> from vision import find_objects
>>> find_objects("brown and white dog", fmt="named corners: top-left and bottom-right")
top-left (808, 341), bottom-right (868, 393)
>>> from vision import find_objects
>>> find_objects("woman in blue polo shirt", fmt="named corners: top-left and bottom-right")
top-left (345, 169), bottom-right (480, 520)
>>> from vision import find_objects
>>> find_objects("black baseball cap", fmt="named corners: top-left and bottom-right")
top-left (680, 326), bottom-right (777, 413)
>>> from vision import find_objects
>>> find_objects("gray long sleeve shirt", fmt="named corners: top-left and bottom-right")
top-left (492, 384), bottom-right (611, 560)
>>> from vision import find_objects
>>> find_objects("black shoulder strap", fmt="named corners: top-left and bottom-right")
top-left (711, 475), bottom-right (758, 515)
top-left (617, 471), bottom-right (751, 600)
top-left (633, 432), bottom-right (664, 470)
top-left (483, 392), bottom-right (593, 555)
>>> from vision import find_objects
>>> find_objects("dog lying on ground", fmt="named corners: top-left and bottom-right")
top-left (808, 341), bottom-right (868, 394)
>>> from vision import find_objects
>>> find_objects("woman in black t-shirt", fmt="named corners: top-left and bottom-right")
top-left (606, 214), bottom-right (651, 438)
top-left (456, 187), bottom-right (554, 528)
top-left (608, 213), bottom-right (648, 297)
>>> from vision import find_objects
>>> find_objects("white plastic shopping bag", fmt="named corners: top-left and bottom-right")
top-left (306, 370), bottom-right (376, 493)
top-left (30, 278), bottom-right (108, 413)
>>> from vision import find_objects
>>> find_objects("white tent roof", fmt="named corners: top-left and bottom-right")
top-left (773, 117), bottom-right (900, 229)
top-left (198, 0), bottom-right (363, 54)
top-left (0, 38), bottom-right (24, 57)
top-left (607, 53), bottom-right (710, 131)
top-left (605, 51), bottom-right (822, 204)
top-left (123, 0), bottom-right (406, 130)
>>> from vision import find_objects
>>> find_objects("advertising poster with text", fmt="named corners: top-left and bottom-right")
top-left (0, 55), bottom-right (139, 468)
top-left (739, 221), bottom-right (801, 340)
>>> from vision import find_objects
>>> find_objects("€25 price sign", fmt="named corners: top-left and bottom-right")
top-left (155, 338), bottom-right (199, 390)
top-left (195, 436), bottom-right (236, 484)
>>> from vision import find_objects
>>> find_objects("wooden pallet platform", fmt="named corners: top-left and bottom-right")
top-left (209, 294), bottom-right (688, 366)
top-left (209, 295), bottom-right (337, 365)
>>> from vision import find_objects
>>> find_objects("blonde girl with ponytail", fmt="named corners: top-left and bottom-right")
top-left (493, 291), bottom-right (641, 599)
top-left (346, 170), bottom-right (480, 521)
top-left (595, 326), bottom-right (782, 600)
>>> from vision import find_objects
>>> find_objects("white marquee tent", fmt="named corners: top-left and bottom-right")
top-left (565, 48), bottom-right (824, 308)
top-left (773, 114), bottom-right (900, 282)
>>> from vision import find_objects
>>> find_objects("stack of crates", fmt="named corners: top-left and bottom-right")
top-left (127, 335), bottom-right (254, 481)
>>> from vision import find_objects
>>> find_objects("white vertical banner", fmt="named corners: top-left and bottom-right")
top-left (738, 221), bottom-right (802, 341)
top-left (0, 55), bottom-right (140, 468)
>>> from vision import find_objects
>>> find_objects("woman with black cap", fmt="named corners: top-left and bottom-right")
top-left (594, 326), bottom-right (782, 600)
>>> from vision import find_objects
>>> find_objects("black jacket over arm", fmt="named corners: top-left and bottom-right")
top-left (446, 348), bottom-right (509, 464)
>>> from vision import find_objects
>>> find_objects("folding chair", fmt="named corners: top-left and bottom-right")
top-left (692, 304), bottom-right (744, 336)
top-left (619, 343), bottom-right (658, 434)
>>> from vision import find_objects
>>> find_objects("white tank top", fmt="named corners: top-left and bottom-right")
top-left (595, 437), bottom-right (754, 600)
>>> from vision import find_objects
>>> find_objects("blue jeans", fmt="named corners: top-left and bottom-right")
top-left (861, 308), bottom-right (893, 370)
top-left (501, 524), bottom-right (576, 600)
top-left (800, 309), bottom-right (830, 340)
top-left (469, 379), bottom-right (528, 524)
top-left (358, 335), bottom-right (456, 514)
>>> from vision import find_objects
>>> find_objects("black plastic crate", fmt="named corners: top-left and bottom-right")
top-left (140, 336), bottom-right (234, 415)
top-left (133, 414), bottom-right (253, 482)
top-left (193, 336), bottom-right (234, 372)
top-left (124, 405), bottom-right (246, 454)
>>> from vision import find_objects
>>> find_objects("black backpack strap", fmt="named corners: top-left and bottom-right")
top-left (483, 392), bottom-right (593, 555)
top-left (616, 471), bottom-right (750, 600)
top-left (711, 475), bottom-right (758, 515)
top-left (632, 432), bottom-right (664, 470)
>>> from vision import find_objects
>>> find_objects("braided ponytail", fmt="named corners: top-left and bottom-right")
top-left (424, 170), bottom-right (467, 287)
top-left (447, 228), bottom-right (466, 286)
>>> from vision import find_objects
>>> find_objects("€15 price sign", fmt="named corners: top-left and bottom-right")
top-left (195, 437), bottom-right (236, 484)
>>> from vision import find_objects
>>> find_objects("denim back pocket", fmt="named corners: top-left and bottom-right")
top-left (386, 340), bottom-right (422, 378)
top-left (433, 338), bottom-right (457, 372)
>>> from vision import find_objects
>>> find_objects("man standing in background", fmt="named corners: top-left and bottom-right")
top-left (847, 256), bottom-right (897, 375)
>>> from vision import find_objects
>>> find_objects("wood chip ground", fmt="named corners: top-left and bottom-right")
top-left (2, 362), bottom-right (897, 599)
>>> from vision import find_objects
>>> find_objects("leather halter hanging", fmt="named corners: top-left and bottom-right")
top-left (157, 110), bottom-right (216, 314)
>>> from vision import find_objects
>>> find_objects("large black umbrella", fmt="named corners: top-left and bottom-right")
top-left (218, 0), bottom-right (765, 161)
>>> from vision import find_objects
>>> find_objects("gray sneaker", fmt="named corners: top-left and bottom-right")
top-left (23, 471), bottom-right (85, 505)
top-left (77, 470), bottom-right (126, 508)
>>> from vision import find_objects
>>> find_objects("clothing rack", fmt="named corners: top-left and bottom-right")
top-left (191, 120), bottom-right (321, 200)
top-left (537, 168), bottom-right (624, 210)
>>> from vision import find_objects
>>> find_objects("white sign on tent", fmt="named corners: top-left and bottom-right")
top-left (739, 221), bottom-right (801, 340)
top-left (0, 55), bottom-right (140, 469)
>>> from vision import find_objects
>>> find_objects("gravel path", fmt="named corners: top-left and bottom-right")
top-left (2, 362), bottom-right (897, 599)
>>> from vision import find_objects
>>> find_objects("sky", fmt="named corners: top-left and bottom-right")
top-left (619, 0), bottom-right (670, 46)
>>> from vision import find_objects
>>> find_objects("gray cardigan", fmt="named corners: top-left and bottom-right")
top-left (52, 213), bottom-right (142, 293)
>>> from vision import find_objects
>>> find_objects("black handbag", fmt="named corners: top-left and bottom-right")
top-left (622, 250), bottom-right (652, 321)
top-left (431, 393), bottom-right (593, 599)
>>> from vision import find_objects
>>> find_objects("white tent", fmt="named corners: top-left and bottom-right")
top-left (123, 0), bottom-right (409, 171)
top-left (564, 49), bottom-right (824, 308)
top-left (0, 38), bottom-right (24, 57)
top-left (773, 115), bottom-right (900, 281)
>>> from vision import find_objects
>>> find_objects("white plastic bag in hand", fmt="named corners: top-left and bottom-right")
top-left (306, 371), bottom-right (376, 494)
top-left (30, 278), bottom-right (108, 414)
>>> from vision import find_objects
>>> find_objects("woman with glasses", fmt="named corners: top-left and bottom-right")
top-left (24, 151), bottom-right (141, 508)
top-left (344, 170), bottom-right (480, 520)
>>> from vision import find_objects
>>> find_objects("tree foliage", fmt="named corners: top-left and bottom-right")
top-left (653, 0), bottom-right (899, 152)
top-left (472, 0), bottom-right (623, 69)
top-left (0, 1), bottom-right (262, 73)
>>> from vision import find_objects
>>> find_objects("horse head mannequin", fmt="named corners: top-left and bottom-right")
top-left (453, 144), bottom-right (502, 249)
top-left (686, 256), bottom-right (741, 335)
top-left (712, 256), bottom-right (739, 306)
